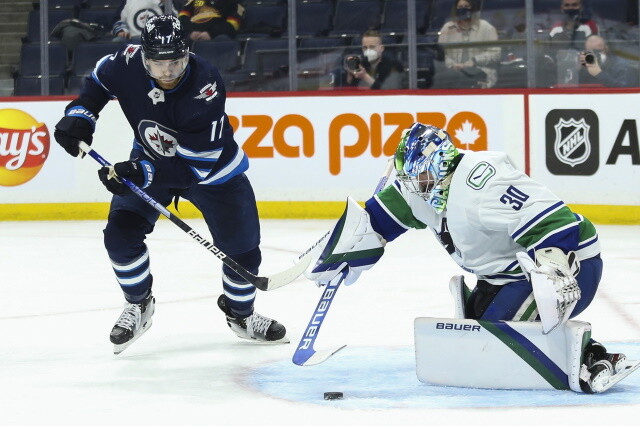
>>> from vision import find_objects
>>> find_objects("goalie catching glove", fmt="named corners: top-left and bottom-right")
top-left (516, 247), bottom-right (581, 334)
top-left (304, 197), bottom-right (386, 286)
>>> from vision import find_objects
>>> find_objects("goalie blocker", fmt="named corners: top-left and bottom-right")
top-left (414, 317), bottom-right (639, 393)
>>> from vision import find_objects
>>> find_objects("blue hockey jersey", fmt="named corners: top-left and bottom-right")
top-left (79, 43), bottom-right (247, 188)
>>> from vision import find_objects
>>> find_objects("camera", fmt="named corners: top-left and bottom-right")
top-left (584, 50), bottom-right (599, 65)
top-left (345, 55), bottom-right (361, 71)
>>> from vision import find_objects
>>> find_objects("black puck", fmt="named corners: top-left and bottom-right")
top-left (324, 392), bottom-right (343, 400)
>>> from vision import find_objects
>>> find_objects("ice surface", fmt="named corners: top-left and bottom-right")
top-left (1, 220), bottom-right (639, 425)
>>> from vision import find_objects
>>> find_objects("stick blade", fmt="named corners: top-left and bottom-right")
top-left (292, 345), bottom-right (347, 366)
top-left (259, 254), bottom-right (315, 291)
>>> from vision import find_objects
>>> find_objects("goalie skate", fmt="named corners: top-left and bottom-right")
top-left (110, 293), bottom-right (155, 355)
top-left (217, 295), bottom-right (289, 344)
top-left (580, 358), bottom-right (640, 393)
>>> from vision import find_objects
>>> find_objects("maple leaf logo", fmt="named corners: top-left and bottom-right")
top-left (454, 120), bottom-right (481, 149)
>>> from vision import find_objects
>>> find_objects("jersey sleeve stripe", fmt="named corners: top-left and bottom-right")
top-left (91, 54), bottom-right (116, 97)
top-left (198, 149), bottom-right (248, 185)
top-left (511, 201), bottom-right (565, 239)
top-left (176, 145), bottom-right (223, 161)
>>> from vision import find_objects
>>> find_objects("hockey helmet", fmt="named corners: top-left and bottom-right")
top-left (141, 15), bottom-right (189, 81)
top-left (394, 122), bottom-right (460, 213)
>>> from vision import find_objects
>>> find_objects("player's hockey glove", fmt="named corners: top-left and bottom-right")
top-left (98, 160), bottom-right (156, 195)
top-left (54, 106), bottom-right (97, 157)
top-left (304, 197), bottom-right (386, 287)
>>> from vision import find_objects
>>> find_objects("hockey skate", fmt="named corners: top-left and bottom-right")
top-left (217, 295), bottom-right (289, 344)
top-left (579, 341), bottom-right (640, 393)
top-left (110, 293), bottom-right (155, 355)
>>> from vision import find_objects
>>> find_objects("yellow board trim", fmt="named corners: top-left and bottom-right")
top-left (0, 202), bottom-right (638, 224)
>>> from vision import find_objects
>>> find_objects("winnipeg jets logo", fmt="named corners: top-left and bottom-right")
top-left (194, 82), bottom-right (218, 102)
top-left (553, 118), bottom-right (591, 167)
top-left (138, 120), bottom-right (179, 158)
top-left (124, 44), bottom-right (140, 65)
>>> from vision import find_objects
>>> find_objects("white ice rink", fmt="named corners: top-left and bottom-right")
top-left (1, 219), bottom-right (639, 425)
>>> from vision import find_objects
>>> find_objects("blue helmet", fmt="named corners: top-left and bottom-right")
top-left (394, 123), bottom-right (460, 213)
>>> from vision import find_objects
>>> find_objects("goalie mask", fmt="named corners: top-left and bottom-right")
top-left (141, 15), bottom-right (189, 82)
top-left (394, 123), bottom-right (460, 213)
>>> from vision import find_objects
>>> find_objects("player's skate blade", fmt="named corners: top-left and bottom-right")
top-left (112, 320), bottom-right (153, 354)
top-left (217, 295), bottom-right (289, 344)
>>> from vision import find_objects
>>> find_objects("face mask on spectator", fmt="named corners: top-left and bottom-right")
top-left (363, 48), bottom-right (379, 62)
top-left (597, 51), bottom-right (607, 64)
top-left (564, 9), bottom-right (580, 19)
top-left (456, 7), bottom-right (472, 20)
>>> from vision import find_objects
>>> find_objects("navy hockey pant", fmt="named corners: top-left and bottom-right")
top-left (465, 255), bottom-right (603, 321)
top-left (103, 173), bottom-right (261, 317)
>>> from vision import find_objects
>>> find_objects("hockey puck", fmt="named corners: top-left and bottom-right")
top-left (324, 392), bottom-right (343, 400)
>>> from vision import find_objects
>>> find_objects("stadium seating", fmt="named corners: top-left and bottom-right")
top-left (238, 2), bottom-right (287, 38)
top-left (77, 7), bottom-right (119, 30)
top-left (192, 39), bottom-right (242, 73)
top-left (381, 0), bottom-right (430, 35)
top-left (298, 36), bottom-right (348, 73)
top-left (43, 0), bottom-right (83, 12)
top-left (241, 37), bottom-right (289, 75)
top-left (17, 42), bottom-right (68, 77)
top-left (69, 41), bottom-right (120, 77)
top-left (293, 0), bottom-right (334, 37)
top-left (83, 0), bottom-right (122, 8)
top-left (14, 76), bottom-right (65, 96)
top-left (23, 9), bottom-right (75, 43)
top-left (328, 0), bottom-right (382, 37)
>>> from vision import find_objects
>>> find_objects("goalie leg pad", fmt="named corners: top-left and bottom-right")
top-left (414, 317), bottom-right (591, 391)
top-left (448, 275), bottom-right (470, 319)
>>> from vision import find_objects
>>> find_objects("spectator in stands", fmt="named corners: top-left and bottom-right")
top-left (546, 0), bottom-right (600, 86)
top-left (549, 0), bottom-right (598, 48)
top-left (178, 0), bottom-right (245, 41)
top-left (112, 0), bottom-right (176, 43)
top-left (329, 30), bottom-right (406, 90)
top-left (434, 0), bottom-right (501, 89)
top-left (577, 35), bottom-right (639, 87)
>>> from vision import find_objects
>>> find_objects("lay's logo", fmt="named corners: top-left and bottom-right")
top-left (0, 109), bottom-right (50, 187)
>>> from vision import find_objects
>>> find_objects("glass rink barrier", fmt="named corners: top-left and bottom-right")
top-left (5, 0), bottom-right (640, 96)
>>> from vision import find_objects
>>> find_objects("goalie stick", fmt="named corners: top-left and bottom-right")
top-left (78, 141), bottom-right (309, 292)
top-left (292, 158), bottom-right (395, 366)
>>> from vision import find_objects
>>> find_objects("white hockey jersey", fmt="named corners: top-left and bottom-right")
top-left (365, 150), bottom-right (600, 285)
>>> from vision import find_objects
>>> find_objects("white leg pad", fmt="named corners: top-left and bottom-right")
top-left (414, 317), bottom-right (591, 392)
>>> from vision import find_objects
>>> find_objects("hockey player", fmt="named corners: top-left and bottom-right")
top-left (53, 15), bottom-right (287, 354)
top-left (304, 122), bottom-right (635, 393)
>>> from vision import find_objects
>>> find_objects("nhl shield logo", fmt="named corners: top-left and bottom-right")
top-left (553, 118), bottom-right (591, 167)
top-left (545, 109), bottom-right (599, 176)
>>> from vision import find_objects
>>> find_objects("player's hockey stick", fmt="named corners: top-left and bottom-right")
top-left (78, 141), bottom-right (310, 291)
top-left (292, 158), bottom-right (395, 366)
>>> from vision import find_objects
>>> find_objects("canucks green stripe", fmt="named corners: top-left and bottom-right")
top-left (323, 247), bottom-right (384, 264)
top-left (520, 300), bottom-right (537, 321)
top-left (478, 320), bottom-right (570, 390)
top-left (578, 217), bottom-right (597, 241)
top-left (515, 206), bottom-right (577, 249)
top-left (376, 186), bottom-right (427, 230)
